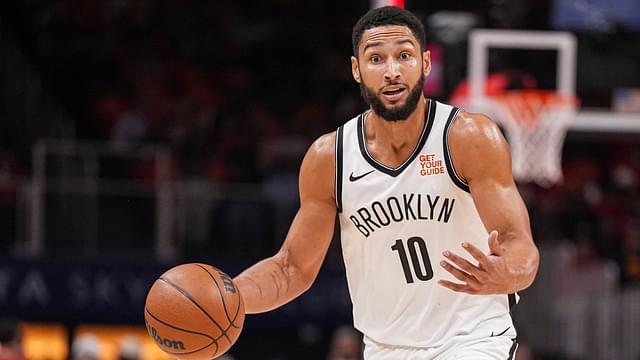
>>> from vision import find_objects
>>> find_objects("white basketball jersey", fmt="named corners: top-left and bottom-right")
top-left (335, 100), bottom-right (516, 348)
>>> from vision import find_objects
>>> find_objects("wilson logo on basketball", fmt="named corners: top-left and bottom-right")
top-left (147, 323), bottom-right (186, 350)
top-left (419, 154), bottom-right (445, 176)
top-left (217, 270), bottom-right (237, 294)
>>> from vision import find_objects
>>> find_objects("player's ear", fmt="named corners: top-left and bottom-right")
top-left (423, 50), bottom-right (431, 77)
top-left (351, 56), bottom-right (361, 83)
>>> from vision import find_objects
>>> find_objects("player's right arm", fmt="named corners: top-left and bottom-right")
top-left (233, 132), bottom-right (337, 314)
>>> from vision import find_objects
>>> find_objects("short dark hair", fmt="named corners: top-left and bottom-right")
top-left (352, 6), bottom-right (426, 58)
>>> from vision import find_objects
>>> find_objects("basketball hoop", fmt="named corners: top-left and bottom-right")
top-left (489, 90), bottom-right (578, 187)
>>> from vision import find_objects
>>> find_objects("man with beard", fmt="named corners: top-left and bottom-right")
top-left (234, 6), bottom-right (539, 359)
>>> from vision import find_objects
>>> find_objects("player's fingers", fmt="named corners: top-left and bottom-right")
top-left (461, 242), bottom-right (489, 268)
top-left (438, 280), bottom-right (475, 294)
top-left (442, 251), bottom-right (481, 277)
top-left (439, 260), bottom-right (481, 287)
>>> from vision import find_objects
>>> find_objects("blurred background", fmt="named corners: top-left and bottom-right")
top-left (1, 0), bottom-right (640, 359)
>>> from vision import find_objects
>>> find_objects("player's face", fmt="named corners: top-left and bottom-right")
top-left (352, 25), bottom-right (431, 121)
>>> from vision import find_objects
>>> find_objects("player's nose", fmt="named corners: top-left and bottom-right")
top-left (384, 58), bottom-right (401, 81)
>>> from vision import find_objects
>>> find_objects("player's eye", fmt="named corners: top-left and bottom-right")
top-left (370, 54), bottom-right (382, 63)
top-left (400, 52), bottom-right (411, 60)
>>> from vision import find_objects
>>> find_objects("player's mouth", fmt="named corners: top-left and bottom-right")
top-left (381, 85), bottom-right (407, 102)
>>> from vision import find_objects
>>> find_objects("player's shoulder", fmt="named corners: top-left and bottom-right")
top-left (306, 131), bottom-right (337, 161)
top-left (446, 108), bottom-right (516, 185)
top-left (300, 131), bottom-right (336, 177)
top-left (448, 110), bottom-right (506, 149)
top-left (299, 131), bottom-right (337, 200)
top-left (450, 110), bottom-right (499, 137)
top-left (447, 109), bottom-right (511, 182)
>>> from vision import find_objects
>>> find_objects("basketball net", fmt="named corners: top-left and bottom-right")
top-left (488, 90), bottom-right (578, 187)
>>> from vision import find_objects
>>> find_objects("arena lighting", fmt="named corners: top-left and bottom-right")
top-left (371, 0), bottom-right (405, 9)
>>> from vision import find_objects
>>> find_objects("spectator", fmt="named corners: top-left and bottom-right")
top-left (117, 335), bottom-right (141, 360)
top-left (0, 320), bottom-right (24, 360)
top-left (71, 334), bottom-right (100, 360)
top-left (326, 326), bottom-right (362, 360)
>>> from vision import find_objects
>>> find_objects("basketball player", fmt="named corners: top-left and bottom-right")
top-left (234, 6), bottom-right (539, 359)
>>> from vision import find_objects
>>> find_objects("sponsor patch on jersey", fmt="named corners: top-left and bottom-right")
top-left (419, 154), bottom-right (446, 177)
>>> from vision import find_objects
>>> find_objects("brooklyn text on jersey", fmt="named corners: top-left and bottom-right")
top-left (348, 193), bottom-right (455, 238)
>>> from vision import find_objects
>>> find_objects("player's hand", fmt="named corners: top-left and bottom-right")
top-left (437, 231), bottom-right (515, 295)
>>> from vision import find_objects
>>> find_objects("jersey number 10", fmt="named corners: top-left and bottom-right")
top-left (391, 237), bottom-right (434, 283)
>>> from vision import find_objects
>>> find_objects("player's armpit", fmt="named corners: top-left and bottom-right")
top-left (234, 132), bottom-right (337, 313)
top-left (443, 112), bottom-right (539, 294)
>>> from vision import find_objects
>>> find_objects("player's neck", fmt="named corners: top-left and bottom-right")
top-left (366, 97), bottom-right (429, 151)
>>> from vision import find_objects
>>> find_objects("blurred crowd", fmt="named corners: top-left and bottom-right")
top-left (0, 318), bottom-right (364, 360)
top-left (3, 0), bottom-right (366, 183)
top-left (523, 143), bottom-right (640, 287)
top-left (0, 0), bottom-right (639, 288)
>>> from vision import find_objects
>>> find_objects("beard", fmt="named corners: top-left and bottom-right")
top-left (360, 73), bottom-right (425, 122)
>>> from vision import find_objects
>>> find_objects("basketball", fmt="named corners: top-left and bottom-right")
top-left (144, 263), bottom-right (245, 360)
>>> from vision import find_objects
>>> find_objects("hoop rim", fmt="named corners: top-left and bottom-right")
top-left (481, 89), bottom-right (579, 127)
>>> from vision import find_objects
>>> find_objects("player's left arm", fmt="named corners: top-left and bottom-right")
top-left (438, 111), bottom-right (540, 295)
